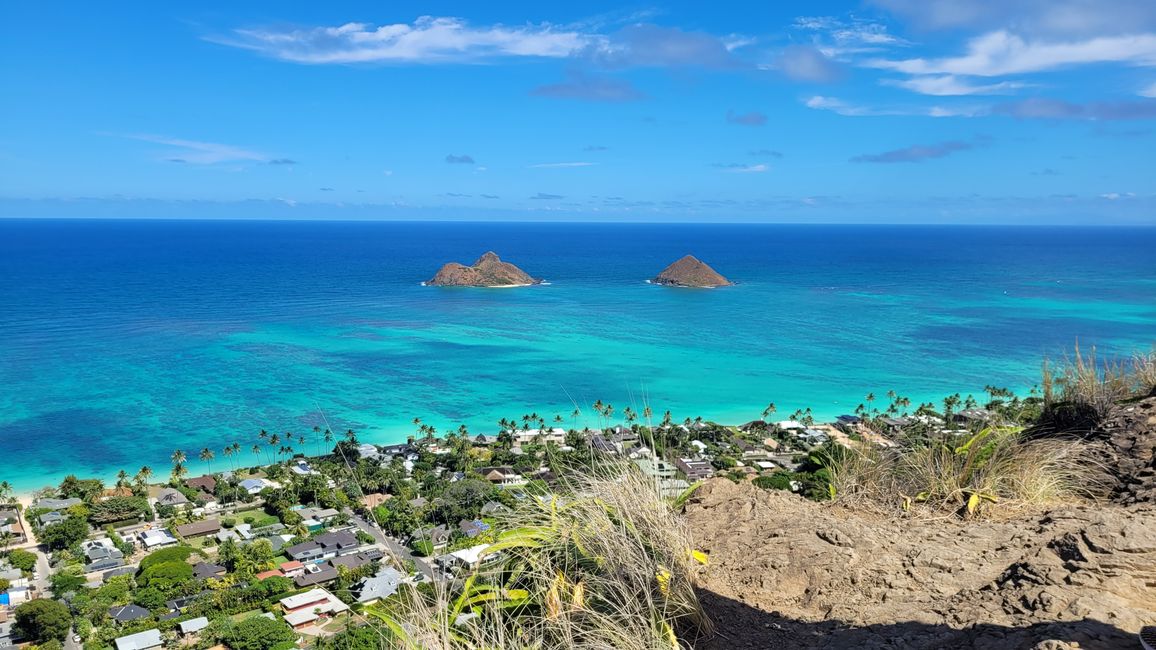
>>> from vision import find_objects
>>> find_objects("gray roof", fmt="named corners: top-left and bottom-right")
top-left (109, 604), bottom-right (151, 622)
top-left (36, 497), bottom-right (82, 510)
top-left (155, 488), bottom-right (189, 506)
top-left (114, 629), bottom-right (162, 650)
top-left (353, 567), bottom-right (403, 603)
top-left (179, 617), bottom-right (209, 634)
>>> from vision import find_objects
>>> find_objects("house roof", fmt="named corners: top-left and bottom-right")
top-left (293, 567), bottom-right (339, 587)
top-left (255, 570), bottom-right (283, 581)
top-left (192, 562), bottom-right (227, 580)
top-left (36, 497), bottom-right (82, 510)
top-left (109, 604), bottom-right (151, 622)
top-left (186, 475), bottom-right (217, 492)
top-left (175, 519), bottom-right (221, 538)
top-left (179, 617), bottom-right (209, 634)
top-left (281, 560), bottom-right (304, 571)
top-left (114, 629), bottom-right (162, 650)
top-left (155, 488), bottom-right (189, 505)
top-left (353, 567), bottom-right (403, 603)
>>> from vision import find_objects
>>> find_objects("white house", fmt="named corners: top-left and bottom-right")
top-left (138, 529), bottom-right (178, 550)
top-left (114, 629), bottom-right (162, 650)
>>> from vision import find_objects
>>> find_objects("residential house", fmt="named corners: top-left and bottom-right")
top-left (799, 429), bottom-right (830, 445)
top-left (477, 466), bottom-right (527, 486)
top-left (0, 508), bottom-right (27, 545)
top-left (284, 530), bottom-right (359, 562)
top-left (634, 458), bottom-right (678, 480)
top-left (191, 562), bottom-right (227, 580)
top-left (835, 415), bottom-right (862, 426)
top-left (255, 569), bottom-right (283, 581)
top-left (34, 497), bottom-right (82, 510)
top-left (775, 420), bottom-right (807, 432)
top-left (175, 519), bottom-right (221, 539)
top-left (360, 493), bottom-right (391, 509)
top-left (290, 460), bottom-right (318, 476)
top-left (350, 567), bottom-right (403, 605)
top-left (113, 629), bottom-right (162, 650)
top-left (437, 544), bottom-right (496, 574)
top-left (280, 588), bottom-right (349, 630)
top-left (178, 617), bottom-right (209, 637)
top-left (154, 488), bottom-right (189, 508)
top-left (100, 487), bottom-right (134, 501)
top-left (292, 565), bottom-right (339, 588)
top-left (512, 428), bottom-right (566, 447)
top-left (411, 525), bottom-right (451, 551)
top-left (185, 475), bottom-right (217, 493)
top-left (280, 560), bottom-right (306, 578)
top-left (138, 529), bottom-right (178, 550)
top-left (165, 594), bottom-right (203, 612)
top-left (82, 539), bottom-right (125, 572)
top-left (954, 409), bottom-right (993, 425)
top-left (102, 566), bottom-right (136, 582)
top-left (479, 501), bottom-right (509, 516)
top-left (38, 511), bottom-right (65, 527)
top-left (458, 519), bottom-right (490, 538)
top-left (674, 458), bottom-right (713, 481)
top-left (356, 444), bottom-right (383, 462)
top-left (239, 478), bottom-right (274, 495)
top-left (590, 435), bottom-right (619, 455)
top-left (109, 604), bottom-right (151, 623)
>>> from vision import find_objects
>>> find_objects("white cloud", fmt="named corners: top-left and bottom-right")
top-left (883, 74), bottom-right (1027, 96)
top-left (1141, 82), bottom-right (1156, 97)
top-left (868, 0), bottom-right (1156, 38)
top-left (121, 134), bottom-right (269, 164)
top-left (805, 95), bottom-right (985, 117)
top-left (720, 163), bottom-right (769, 173)
top-left (868, 30), bottom-right (1156, 77)
top-left (529, 162), bottom-right (596, 168)
top-left (1099, 192), bottom-right (1135, 200)
top-left (213, 16), bottom-right (592, 64)
top-left (794, 15), bottom-right (909, 57)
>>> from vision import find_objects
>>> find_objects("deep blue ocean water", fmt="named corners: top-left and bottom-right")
top-left (1, 219), bottom-right (1153, 491)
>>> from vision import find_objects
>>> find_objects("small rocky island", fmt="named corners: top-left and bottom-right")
top-left (650, 255), bottom-right (733, 287)
top-left (426, 251), bottom-right (542, 287)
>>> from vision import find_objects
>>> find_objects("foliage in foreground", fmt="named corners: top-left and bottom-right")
top-left (825, 426), bottom-right (1107, 517)
top-left (365, 465), bottom-right (711, 649)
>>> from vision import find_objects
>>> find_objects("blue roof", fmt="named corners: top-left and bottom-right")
top-left (0, 593), bottom-right (10, 606)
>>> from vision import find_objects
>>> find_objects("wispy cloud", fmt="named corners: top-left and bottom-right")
top-left (793, 15), bottom-right (909, 56)
top-left (769, 45), bottom-right (845, 83)
top-left (805, 95), bottom-right (985, 117)
top-left (445, 154), bottom-right (476, 164)
top-left (712, 162), bottom-right (770, 173)
top-left (529, 162), bottom-right (596, 168)
top-left (868, 31), bottom-right (1156, 77)
top-left (319, 187), bottom-right (335, 191)
top-left (210, 17), bottom-right (590, 64)
top-left (444, 192), bottom-right (471, 197)
top-left (867, 0), bottom-right (1156, 38)
top-left (121, 134), bottom-right (270, 165)
top-left (852, 140), bottom-right (973, 163)
top-left (531, 71), bottom-right (644, 102)
top-left (583, 145), bottom-right (610, 151)
top-left (748, 148), bottom-right (783, 158)
top-left (883, 75), bottom-right (1027, 96)
top-left (267, 158), bottom-right (297, 165)
top-left (530, 192), bottom-right (564, 200)
top-left (582, 24), bottom-right (743, 69)
top-left (726, 110), bottom-right (767, 126)
top-left (993, 97), bottom-right (1156, 120)
top-left (480, 193), bottom-right (500, 199)
top-left (1100, 191), bottom-right (1136, 200)
top-left (1140, 82), bottom-right (1156, 98)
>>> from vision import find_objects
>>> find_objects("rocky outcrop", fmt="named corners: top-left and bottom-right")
top-left (1099, 396), bottom-right (1156, 504)
top-left (651, 255), bottom-right (732, 287)
top-left (686, 479), bottom-right (1156, 649)
top-left (426, 252), bottom-right (541, 287)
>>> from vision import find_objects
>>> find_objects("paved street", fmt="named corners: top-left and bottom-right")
top-left (345, 510), bottom-right (435, 580)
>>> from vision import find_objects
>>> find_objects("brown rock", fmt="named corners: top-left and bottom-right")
top-left (650, 255), bottom-right (732, 287)
top-left (426, 251), bottom-right (541, 287)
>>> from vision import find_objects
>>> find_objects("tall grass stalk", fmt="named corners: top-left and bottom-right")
top-left (1044, 343), bottom-right (1156, 418)
top-left (365, 464), bottom-right (710, 649)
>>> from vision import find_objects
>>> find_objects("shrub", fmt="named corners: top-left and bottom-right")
top-left (223, 615), bottom-right (296, 650)
top-left (139, 545), bottom-right (198, 570)
top-left (7, 548), bottom-right (37, 571)
top-left (138, 561), bottom-right (193, 590)
top-left (752, 473), bottom-right (793, 492)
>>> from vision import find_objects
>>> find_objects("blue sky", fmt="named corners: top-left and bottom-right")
top-left (2, 0), bottom-right (1155, 223)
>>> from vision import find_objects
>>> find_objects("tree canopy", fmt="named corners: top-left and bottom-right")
top-left (13, 599), bottom-right (72, 643)
top-left (224, 615), bottom-right (297, 650)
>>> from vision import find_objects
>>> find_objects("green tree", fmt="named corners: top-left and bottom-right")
top-left (7, 548), bottom-right (37, 571)
top-left (224, 616), bottom-right (296, 650)
top-left (13, 599), bottom-right (72, 643)
top-left (40, 517), bottom-right (89, 550)
top-left (137, 561), bottom-right (193, 590)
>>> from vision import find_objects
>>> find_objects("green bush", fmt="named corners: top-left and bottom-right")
top-left (138, 545), bottom-right (197, 570)
top-left (7, 548), bottom-right (37, 572)
top-left (224, 615), bottom-right (296, 650)
top-left (138, 561), bottom-right (194, 590)
top-left (753, 473), bottom-right (794, 492)
top-left (410, 540), bottom-right (434, 557)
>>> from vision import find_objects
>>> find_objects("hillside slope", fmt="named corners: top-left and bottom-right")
top-left (687, 479), bottom-right (1156, 649)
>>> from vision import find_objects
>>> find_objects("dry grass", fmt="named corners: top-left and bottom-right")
top-left (1044, 343), bottom-right (1156, 419)
top-left (365, 464), bottom-right (710, 649)
top-left (827, 426), bottom-right (1108, 518)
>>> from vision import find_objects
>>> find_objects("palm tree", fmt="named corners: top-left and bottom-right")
top-left (222, 445), bottom-right (234, 472)
top-left (171, 449), bottom-right (186, 466)
top-left (762, 402), bottom-right (777, 421)
top-left (115, 470), bottom-right (129, 489)
top-left (0, 481), bottom-right (14, 506)
top-left (171, 462), bottom-right (188, 482)
top-left (251, 444), bottom-right (262, 465)
top-left (199, 448), bottom-right (215, 474)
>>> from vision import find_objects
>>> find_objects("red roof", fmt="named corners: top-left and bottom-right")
top-left (281, 561), bottom-right (304, 570)
top-left (255, 570), bottom-right (284, 581)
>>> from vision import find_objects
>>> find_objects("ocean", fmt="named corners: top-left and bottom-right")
top-left (1, 219), bottom-right (1153, 491)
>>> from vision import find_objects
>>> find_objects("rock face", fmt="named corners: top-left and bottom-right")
top-left (1097, 395), bottom-right (1156, 505)
top-left (426, 252), bottom-right (541, 287)
top-left (686, 479), bottom-right (1156, 650)
top-left (651, 255), bottom-right (732, 287)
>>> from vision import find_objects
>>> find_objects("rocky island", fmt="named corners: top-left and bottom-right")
top-left (650, 254), bottom-right (733, 287)
top-left (426, 251), bottom-right (542, 287)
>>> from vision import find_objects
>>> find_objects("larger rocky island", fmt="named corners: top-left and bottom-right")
top-left (650, 254), bottom-right (733, 287)
top-left (426, 251), bottom-right (542, 287)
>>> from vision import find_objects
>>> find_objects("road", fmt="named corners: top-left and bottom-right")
top-left (344, 510), bottom-right (435, 580)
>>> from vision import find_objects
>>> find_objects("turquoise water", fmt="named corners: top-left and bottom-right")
top-left (1, 220), bottom-right (1153, 491)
